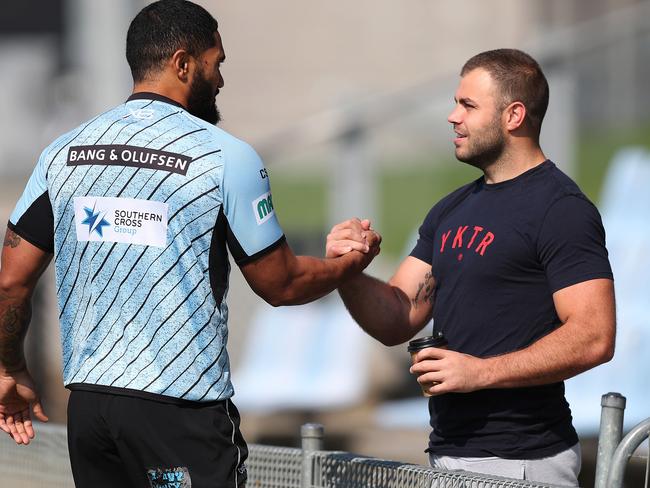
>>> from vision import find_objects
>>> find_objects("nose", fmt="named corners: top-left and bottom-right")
top-left (447, 104), bottom-right (462, 125)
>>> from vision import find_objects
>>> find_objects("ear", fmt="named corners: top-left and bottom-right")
top-left (171, 49), bottom-right (192, 82)
top-left (503, 101), bottom-right (526, 132)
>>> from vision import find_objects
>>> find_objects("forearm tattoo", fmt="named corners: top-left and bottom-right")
top-left (3, 229), bottom-right (22, 248)
top-left (412, 270), bottom-right (435, 310)
top-left (0, 291), bottom-right (31, 371)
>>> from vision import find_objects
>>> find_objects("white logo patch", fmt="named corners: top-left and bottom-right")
top-left (252, 191), bottom-right (275, 225)
top-left (74, 196), bottom-right (168, 247)
top-left (129, 108), bottom-right (155, 119)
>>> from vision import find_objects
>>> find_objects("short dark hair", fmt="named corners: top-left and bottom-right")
top-left (461, 49), bottom-right (549, 137)
top-left (126, 0), bottom-right (219, 83)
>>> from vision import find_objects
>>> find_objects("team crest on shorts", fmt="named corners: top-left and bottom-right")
top-left (146, 466), bottom-right (191, 488)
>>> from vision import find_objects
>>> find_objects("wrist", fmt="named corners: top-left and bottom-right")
top-left (477, 356), bottom-right (498, 389)
top-left (0, 347), bottom-right (27, 375)
top-left (338, 251), bottom-right (367, 279)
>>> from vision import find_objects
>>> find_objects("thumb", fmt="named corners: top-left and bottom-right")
top-left (327, 244), bottom-right (352, 257)
top-left (32, 401), bottom-right (49, 423)
top-left (336, 245), bottom-right (352, 255)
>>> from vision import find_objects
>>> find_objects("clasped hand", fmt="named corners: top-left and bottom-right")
top-left (326, 218), bottom-right (381, 259)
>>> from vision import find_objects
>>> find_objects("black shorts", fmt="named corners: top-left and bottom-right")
top-left (67, 389), bottom-right (248, 488)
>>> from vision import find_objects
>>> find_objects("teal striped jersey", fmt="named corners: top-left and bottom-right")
top-left (9, 93), bottom-right (284, 403)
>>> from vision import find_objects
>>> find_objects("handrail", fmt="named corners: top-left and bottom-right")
top-left (594, 392), bottom-right (626, 488)
top-left (606, 418), bottom-right (650, 488)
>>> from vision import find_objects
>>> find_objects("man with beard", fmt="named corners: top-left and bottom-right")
top-left (0, 1), bottom-right (380, 487)
top-left (326, 49), bottom-right (615, 486)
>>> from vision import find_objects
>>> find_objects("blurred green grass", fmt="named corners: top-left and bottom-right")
top-left (575, 124), bottom-right (650, 202)
top-left (271, 126), bottom-right (650, 260)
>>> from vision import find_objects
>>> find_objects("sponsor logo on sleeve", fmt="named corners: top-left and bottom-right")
top-left (67, 145), bottom-right (193, 176)
top-left (74, 196), bottom-right (168, 247)
top-left (252, 191), bottom-right (275, 225)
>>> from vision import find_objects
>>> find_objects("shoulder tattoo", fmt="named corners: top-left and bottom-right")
top-left (3, 229), bottom-right (21, 248)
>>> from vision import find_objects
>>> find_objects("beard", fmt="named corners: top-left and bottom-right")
top-left (187, 67), bottom-right (221, 125)
top-left (455, 115), bottom-right (505, 170)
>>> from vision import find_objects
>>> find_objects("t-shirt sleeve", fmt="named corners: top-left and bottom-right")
top-left (537, 195), bottom-right (613, 293)
top-left (8, 151), bottom-right (54, 253)
top-left (409, 205), bottom-right (440, 265)
top-left (221, 140), bottom-right (285, 265)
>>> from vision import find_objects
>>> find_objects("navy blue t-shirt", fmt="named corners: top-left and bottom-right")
top-left (410, 160), bottom-right (613, 459)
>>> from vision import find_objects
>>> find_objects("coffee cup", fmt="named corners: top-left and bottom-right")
top-left (407, 332), bottom-right (448, 397)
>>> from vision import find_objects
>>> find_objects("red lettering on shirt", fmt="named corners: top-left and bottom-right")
top-left (439, 225), bottom-right (495, 257)
top-left (452, 226), bottom-right (469, 248)
top-left (440, 230), bottom-right (452, 252)
top-left (475, 232), bottom-right (495, 256)
top-left (466, 226), bottom-right (483, 249)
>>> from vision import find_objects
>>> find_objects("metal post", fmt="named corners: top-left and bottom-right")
top-left (330, 117), bottom-right (377, 231)
top-left (540, 69), bottom-right (577, 178)
top-left (594, 392), bottom-right (626, 488)
top-left (606, 418), bottom-right (650, 488)
top-left (301, 423), bottom-right (324, 488)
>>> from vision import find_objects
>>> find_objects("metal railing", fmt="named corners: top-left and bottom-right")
top-left (1, 396), bottom-right (647, 488)
top-left (593, 392), bottom-right (650, 488)
top-left (250, 423), bottom-right (565, 488)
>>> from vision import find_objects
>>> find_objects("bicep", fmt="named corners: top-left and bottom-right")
top-left (388, 256), bottom-right (435, 328)
top-left (552, 278), bottom-right (616, 349)
top-left (239, 240), bottom-right (294, 297)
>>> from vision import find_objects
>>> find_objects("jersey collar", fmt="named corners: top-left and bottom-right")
top-left (126, 92), bottom-right (185, 109)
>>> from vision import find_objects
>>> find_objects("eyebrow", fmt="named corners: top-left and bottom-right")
top-left (455, 97), bottom-right (477, 105)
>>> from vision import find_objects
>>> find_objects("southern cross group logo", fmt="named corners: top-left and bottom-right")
top-left (74, 195), bottom-right (168, 247)
top-left (81, 203), bottom-right (110, 237)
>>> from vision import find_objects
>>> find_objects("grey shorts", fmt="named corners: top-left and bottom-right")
top-left (429, 443), bottom-right (581, 487)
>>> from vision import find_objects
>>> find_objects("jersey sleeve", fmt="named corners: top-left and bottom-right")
top-left (537, 195), bottom-right (613, 293)
top-left (221, 140), bottom-right (285, 265)
top-left (409, 204), bottom-right (440, 265)
top-left (8, 151), bottom-right (54, 253)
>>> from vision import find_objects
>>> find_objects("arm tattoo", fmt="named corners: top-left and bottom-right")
top-left (0, 293), bottom-right (32, 371)
top-left (411, 270), bottom-right (435, 310)
top-left (3, 229), bottom-right (21, 249)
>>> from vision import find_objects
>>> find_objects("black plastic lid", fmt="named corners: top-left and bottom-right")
top-left (407, 331), bottom-right (447, 352)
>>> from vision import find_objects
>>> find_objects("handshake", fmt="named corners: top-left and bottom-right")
top-left (325, 218), bottom-right (382, 269)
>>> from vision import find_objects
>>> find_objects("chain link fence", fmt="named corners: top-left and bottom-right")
top-left (247, 445), bottom-right (565, 488)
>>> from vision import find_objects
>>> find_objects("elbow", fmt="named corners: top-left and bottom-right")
top-left (379, 336), bottom-right (404, 347)
top-left (264, 294), bottom-right (290, 308)
top-left (0, 277), bottom-right (9, 296)
top-left (0, 275), bottom-right (31, 299)
top-left (597, 324), bottom-right (616, 365)
top-left (596, 340), bottom-right (615, 365)
top-left (588, 336), bottom-right (615, 368)
top-left (257, 286), bottom-right (300, 307)
top-left (256, 272), bottom-right (320, 307)
top-left (370, 327), bottom-right (414, 347)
